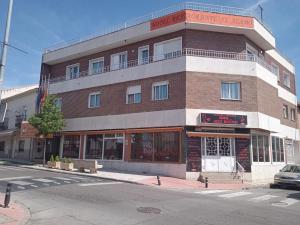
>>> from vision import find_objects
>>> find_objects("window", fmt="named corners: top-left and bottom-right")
top-left (54, 98), bottom-right (62, 111)
top-left (110, 52), bottom-right (127, 70)
top-left (272, 136), bottom-right (284, 162)
top-left (88, 92), bottom-right (101, 108)
top-left (19, 140), bottom-right (25, 152)
top-left (271, 63), bottom-right (279, 80)
top-left (66, 64), bottom-right (80, 80)
top-left (221, 82), bottom-right (241, 100)
top-left (283, 105), bottom-right (289, 119)
top-left (89, 58), bottom-right (104, 75)
top-left (103, 134), bottom-right (124, 160)
top-left (152, 81), bottom-right (169, 101)
top-left (251, 134), bottom-right (270, 163)
top-left (126, 85), bottom-right (141, 104)
top-left (154, 37), bottom-right (182, 61)
top-left (0, 141), bottom-right (5, 152)
top-left (63, 135), bottom-right (80, 158)
top-left (85, 135), bottom-right (103, 159)
top-left (138, 46), bottom-right (149, 65)
top-left (283, 72), bottom-right (291, 88)
top-left (246, 43), bottom-right (258, 61)
top-left (130, 131), bottom-right (180, 162)
top-left (291, 108), bottom-right (296, 121)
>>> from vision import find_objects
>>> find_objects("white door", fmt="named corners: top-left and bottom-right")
top-left (202, 137), bottom-right (235, 172)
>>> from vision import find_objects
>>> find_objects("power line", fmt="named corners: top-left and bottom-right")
top-left (0, 41), bottom-right (28, 54)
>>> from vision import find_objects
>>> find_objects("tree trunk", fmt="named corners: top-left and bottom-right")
top-left (43, 139), bottom-right (47, 167)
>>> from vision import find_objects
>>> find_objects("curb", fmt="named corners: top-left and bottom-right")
top-left (16, 200), bottom-right (31, 225)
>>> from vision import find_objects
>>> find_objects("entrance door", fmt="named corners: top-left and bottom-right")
top-left (202, 137), bottom-right (235, 172)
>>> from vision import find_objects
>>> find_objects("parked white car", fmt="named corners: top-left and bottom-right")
top-left (273, 164), bottom-right (300, 188)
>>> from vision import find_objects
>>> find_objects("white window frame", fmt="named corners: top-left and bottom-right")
top-left (250, 132), bottom-right (271, 165)
top-left (66, 63), bottom-right (80, 80)
top-left (110, 51), bottom-right (128, 71)
top-left (138, 45), bottom-right (149, 65)
top-left (89, 57), bottom-right (104, 75)
top-left (246, 43), bottom-right (258, 61)
top-left (88, 92), bottom-right (101, 108)
top-left (283, 105), bottom-right (289, 119)
top-left (221, 82), bottom-right (241, 101)
top-left (126, 85), bottom-right (142, 104)
top-left (54, 97), bottom-right (62, 111)
top-left (153, 37), bottom-right (182, 61)
top-left (291, 108), bottom-right (296, 121)
top-left (271, 136), bottom-right (285, 164)
top-left (271, 63), bottom-right (280, 80)
top-left (283, 71), bottom-right (291, 88)
top-left (152, 81), bottom-right (169, 101)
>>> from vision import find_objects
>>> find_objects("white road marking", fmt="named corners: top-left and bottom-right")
top-left (63, 181), bottom-right (71, 183)
top-left (196, 190), bottom-right (230, 195)
top-left (78, 182), bottom-right (122, 187)
top-left (272, 198), bottom-right (299, 208)
top-left (0, 166), bottom-right (27, 171)
top-left (9, 180), bottom-right (33, 186)
top-left (32, 178), bottom-right (57, 183)
top-left (17, 186), bottom-right (26, 190)
top-left (69, 176), bottom-right (93, 181)
top-left (249, 195), bottom-right (278, 202)
top-left (219, 192), bottom-right (252, 199)
top-left (53, 177), bottom-right (74, 181)
top-left (0, 176), bottom-right (32, 181)
top-left (53, 182), bottom-right (61, 185)
top-left (42, 183), bottom-right (50, 186)
top-left (30, 185), bottom-right (38, 188)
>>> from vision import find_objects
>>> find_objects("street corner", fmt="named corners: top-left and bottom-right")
top-left (0, 195), bottom-right (30, 225)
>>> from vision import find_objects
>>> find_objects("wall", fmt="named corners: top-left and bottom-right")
top-left (251, 164), bottom-right (285, 184)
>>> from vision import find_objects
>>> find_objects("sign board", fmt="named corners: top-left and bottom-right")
top-left (151, 10), bottom-right (254, 31)
top-left (201, 113), bottom-right (247, 125)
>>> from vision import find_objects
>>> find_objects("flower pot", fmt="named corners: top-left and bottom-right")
top-left (61, 162), bottom-right (74, 171)
top-left (47, 161), bottom-right (61, 169)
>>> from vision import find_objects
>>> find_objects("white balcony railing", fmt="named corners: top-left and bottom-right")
top-left (44, 2), bottom-right (271, 53)
top-left (49, 48), bottom-right (278, 84)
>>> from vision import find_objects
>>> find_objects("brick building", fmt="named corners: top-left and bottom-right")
top-left (40, 2), bottom-right (298, 183)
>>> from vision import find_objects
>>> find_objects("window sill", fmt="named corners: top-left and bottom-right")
top-left (152, 98), bottom-right (169, 101)
top-left (220, 98), bottom-right (241, 102)
top-left (88, 106), bottom-right (100, 109)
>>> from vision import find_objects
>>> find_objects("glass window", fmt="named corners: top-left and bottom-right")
top-left (152, 82), bottom-right (169, 101)
top-left (251, 134), bottom-right (270, 163)
top-left (283, 105), bottom-right (288, 119)
top-left (131, 133), bottom-right (153, 161)
top-left (85, 135), bottom-right (103, 159)
top-left (291, 108), bottom-right (296, 121)
top-left (271, 136), bottom-right (285, 162)
top-left (110, 52), bottom-right (128, 70)
top-left (271, 63), bottom-right (279, 79)
top-left (0, 141), bottom-right (4, 152)
top-left (221, 82), bottom-right (241, 100)
top-left (103, 137), bottom-right (123, 160)
top-left (127, 85), bottom-right (141, 104)
top-left (154, 132), bottom-right (180, 162)
top-left (264, 136), bottom-right (270, 162)
top-left (63, 135), bottom-right (80, 158)
top-left (258, 135), bottom-right (264, 162)
top-left (283, 72), bottom-right (291, 88)
top-left (89, 93), bottom-right (101, 108)
top-left (66, 64), bottom-right (80, 80)
top-left (138, 46), bottom-right (149, 64)
top-left (252, 135), bottom-right (258, 162)
top-left (89, 58), bottom-right (104, 75)
top-left (54, 98), bottom-right (62, 111)
top-left (18, 140), bottom-right (25, 152)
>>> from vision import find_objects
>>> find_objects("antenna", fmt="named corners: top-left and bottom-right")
top-left (258, 4), bottom-right (264, 22)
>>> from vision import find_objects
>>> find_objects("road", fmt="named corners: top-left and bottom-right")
top-left (0, 162), bottom-right (299, 225)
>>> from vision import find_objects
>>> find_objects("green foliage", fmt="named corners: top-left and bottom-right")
top-left (50, 155), bottom-right (54, 162)
top-left (62, 157), bottom-right (72, 163)
top-left (29, 95), bottom-right (65, 136)
top-left (55, 155), bottom-right (60, 162)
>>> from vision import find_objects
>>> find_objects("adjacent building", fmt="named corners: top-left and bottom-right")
top-left (0, 85), bottom-right (38, 161)
top-left (41, 2), bottom-right (298, 183)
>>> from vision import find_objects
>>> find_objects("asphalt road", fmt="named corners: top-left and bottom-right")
top-left (0, 162), bottom-right (299, 225)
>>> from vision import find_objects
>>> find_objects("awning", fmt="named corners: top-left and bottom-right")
top-left (187, 132), bottom-right (250, 139)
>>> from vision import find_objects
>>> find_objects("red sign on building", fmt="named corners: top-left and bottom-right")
top-left (201, 113), bottom-right (247, 125)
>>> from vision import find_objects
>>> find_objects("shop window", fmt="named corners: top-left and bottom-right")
top-left (251, 134), bottom-right (270, 163)
top-left (103, 135), bottom-right (124, 160)
top-left (85, 135), bottom-right (103, 159)
top-left (63, 135), bottom-right (80, 158)
top-left (130, 131), bottom-right (180, 163)
top-left (221, 82), bottom-right (241, 100)
top-left (271, 136), bottom-right (284, 162)
top-left (19, 140), bottom-right (25, 152)
top-left (0, 141), bottom-right (5, 152)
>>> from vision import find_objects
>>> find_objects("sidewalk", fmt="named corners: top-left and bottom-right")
top-left (0, 195), bottom-right (30, 225)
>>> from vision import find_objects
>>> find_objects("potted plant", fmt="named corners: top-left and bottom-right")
top-left (47, 155), bottom-right (61, 169)
top-left (61, 158), bottom-right (74, 171)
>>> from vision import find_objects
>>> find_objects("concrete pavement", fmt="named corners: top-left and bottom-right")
top-left (0, 162), bottom-right (300, 225)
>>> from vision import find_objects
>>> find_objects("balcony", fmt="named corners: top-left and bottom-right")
top-left (49, 48), bottom-right (278, 84)
top-left (15, 115), bottom-right (26, 128)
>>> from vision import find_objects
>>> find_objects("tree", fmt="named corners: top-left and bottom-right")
top-left (29, 95), bottom-right (65, 166)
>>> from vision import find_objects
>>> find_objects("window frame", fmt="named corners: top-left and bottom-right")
top-left (110, 51), bottom-right (128, 71)
top-left (221, 81), bottom-right (241, 101)
top-left (251, 133), bottom-right (271, 164)
top-left (291, 108), bottom-right (296, 121)
top-left (18, 140), bottom-right (25, 152)
top-left (283, 71), bottom-right (291, 88)
top-left (153, 37), bottom-right (182, 61)
top-left (54, 97), bottom-right (62, 111)
top-left (66, 63), bottom-right (80, 80)
top-left (138, 45), bottom-right (149, 65)
top-left (88, 57), bottom-right (104, 75)
top-left (88, 92), bottom-right (101, 108)
top-left (271, 63), bottom-right (280, 80)
top-left (271, 136), bottom-right (285, 163)
top-left (152, 81), bottom-right (169, 101)
top-left (283, 105), bottom-right (289, 119)
top-left (126, 85), bottom-right (142, 104)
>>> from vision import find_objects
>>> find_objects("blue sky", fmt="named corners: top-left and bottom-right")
top-left (0, 0), bottom-right (299, 96)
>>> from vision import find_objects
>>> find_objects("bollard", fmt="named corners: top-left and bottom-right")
top-left (157, 175), bottom-right (161, 186)
top-left (4, 183), bottom-right (12, 208)
top-left (205, 177), bottom-right (208, 189)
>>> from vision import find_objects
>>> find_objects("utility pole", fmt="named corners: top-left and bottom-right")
top-left (0, 0), bottom-right (14, 84)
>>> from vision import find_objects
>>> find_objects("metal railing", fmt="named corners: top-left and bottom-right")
top-left (49, 48), bottom-right (278, 83)
top-left (44, 2), bottom-right (271, 53)
top-left (236, 161), bottom-right (245, 184)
